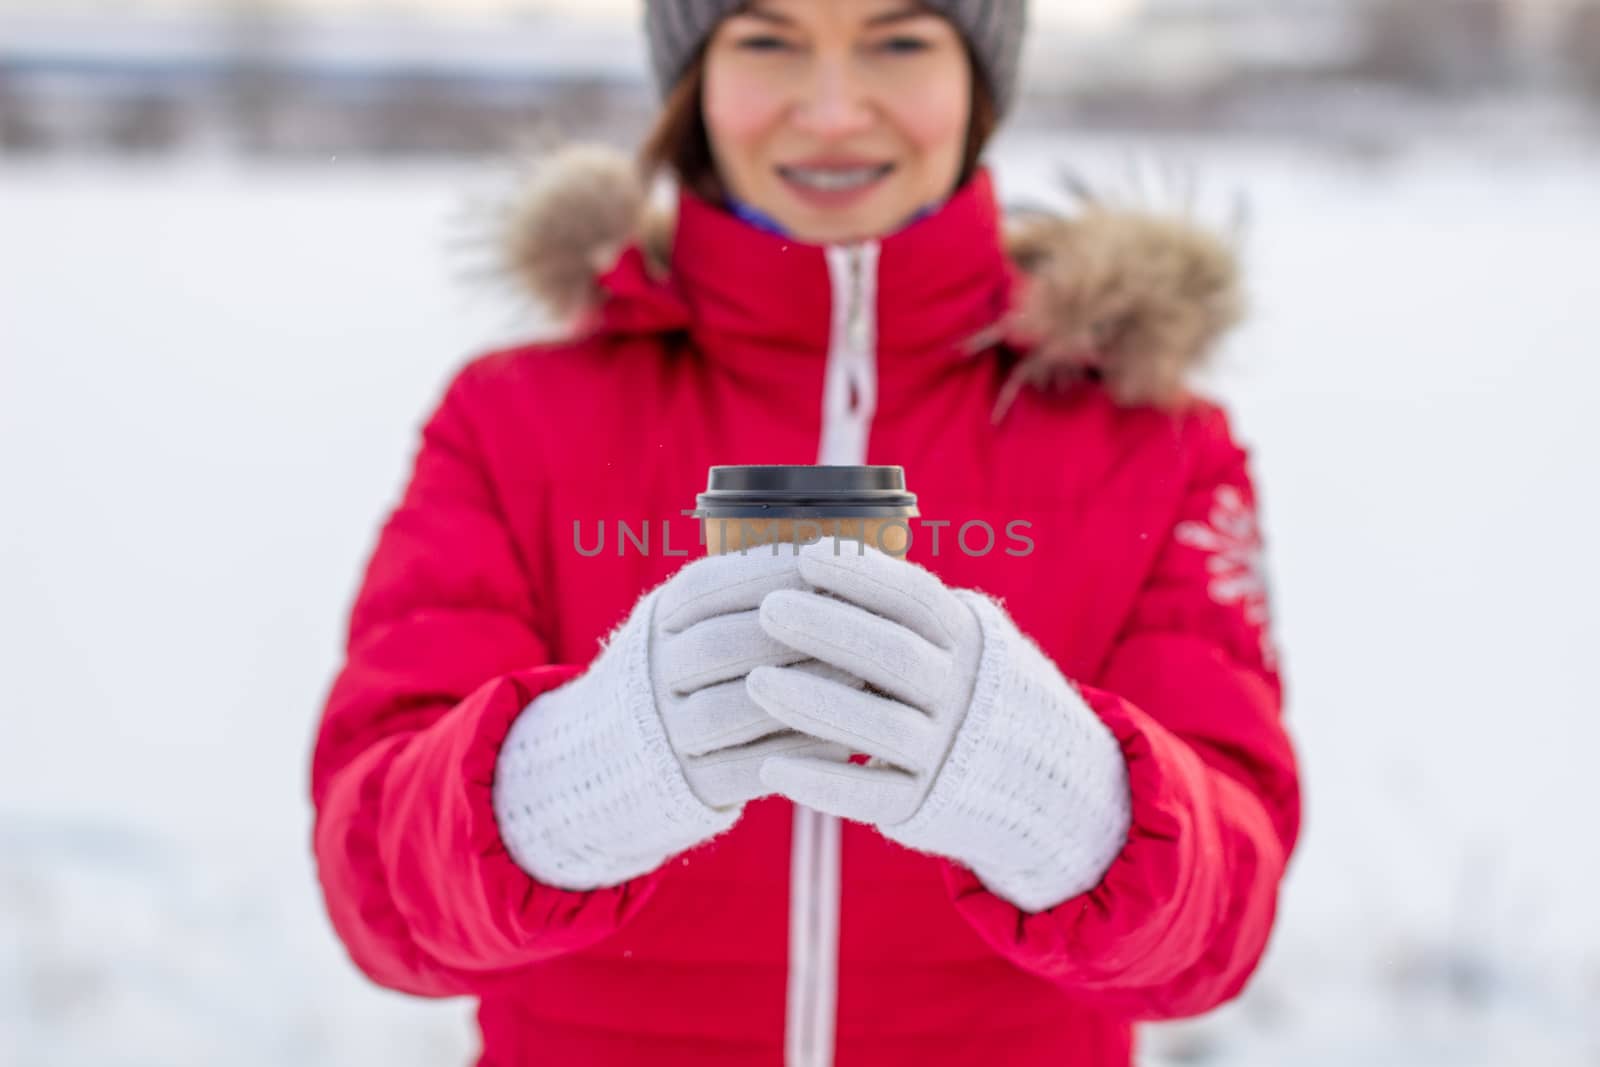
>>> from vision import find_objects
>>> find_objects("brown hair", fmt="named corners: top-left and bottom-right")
top-left (638, 39), bottom-right (999, 207)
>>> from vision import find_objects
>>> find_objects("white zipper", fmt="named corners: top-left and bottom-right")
top-left (817, 243), bottom-right (879, 471)
top-left (787, 241), bottom-right (879, 1067)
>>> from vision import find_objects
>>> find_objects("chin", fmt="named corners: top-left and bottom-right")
top-left (751, 178), bottom-right (905, 244)
top-left (777, 203), bottom-right (904, 245)
top-left (788, 219), bottom-right (877, 244)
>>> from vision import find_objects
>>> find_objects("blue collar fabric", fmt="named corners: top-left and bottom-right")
top-left (725, 195), bottom-right (942, 241)
top-left (726, 198), bottom-right (791, 237)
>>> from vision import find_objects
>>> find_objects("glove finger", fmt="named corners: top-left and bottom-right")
top-left (683, 733), bottom-right (854, 810)
top-left (759, 589), bottom-right (953, 710)
top-left (657, 610), bottom-right (808, 694)
top-left (656, 549), bottom-right (807, 634)
top-left (663, 677), bottom-right (785, 756)
top-left (786, 657), bottom-right (870, 691)
top-left (797, 539), bottom-right (971, 651)
top-left (665, 658), bottom-right (866, 757)
top-left (746, 664), bottom-right (944, 775)
top-left (759, 754), bottom-right (921, 825)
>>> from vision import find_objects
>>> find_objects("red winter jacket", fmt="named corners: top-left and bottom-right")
top-left (310, 154), bottom-right (1302, 1066)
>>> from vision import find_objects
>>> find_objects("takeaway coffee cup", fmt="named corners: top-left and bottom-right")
top-left (691, 465), bottom-right (918, 768)
top-left (689, 465), bottom-right (918, 558)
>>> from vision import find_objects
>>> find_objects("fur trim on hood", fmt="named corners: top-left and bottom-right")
top-left (499, 144), bottom-right (1247, 416)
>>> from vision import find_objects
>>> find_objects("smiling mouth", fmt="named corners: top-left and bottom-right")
top-left (776, 163), bottom-right (896, 191)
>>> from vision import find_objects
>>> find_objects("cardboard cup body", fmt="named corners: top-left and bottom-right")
top-left (702, 516), bottom-right (912, 558)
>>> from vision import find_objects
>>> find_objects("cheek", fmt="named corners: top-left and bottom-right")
top-left (703, 68), bottom-right (788, 158)
top-left (883, 77), bottom-right (970, 162)
top-left (896, 82), bottom-right (966, 154)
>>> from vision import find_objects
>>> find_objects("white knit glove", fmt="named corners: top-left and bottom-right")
top-left (750, 539), bottom-right (1133, 912)
top-left (493, 549), bottom-right (854, 891)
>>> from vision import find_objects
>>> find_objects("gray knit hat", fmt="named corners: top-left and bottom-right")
top-left (643, 0), bottom-right (1029, 118)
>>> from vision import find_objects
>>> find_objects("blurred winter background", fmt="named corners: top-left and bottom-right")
top-left (2, 0), bottom-right (1598, 1063)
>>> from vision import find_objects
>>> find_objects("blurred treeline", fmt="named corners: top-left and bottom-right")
top-left (2, 0), bottom-right (1599, 157)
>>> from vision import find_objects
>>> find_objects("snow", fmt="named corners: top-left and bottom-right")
top-left (3, 133), bottom-right (1599, 1064)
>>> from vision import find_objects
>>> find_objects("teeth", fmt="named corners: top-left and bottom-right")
top-left (782, 165), bottom-right (890, 191)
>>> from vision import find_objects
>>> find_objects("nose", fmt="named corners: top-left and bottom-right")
top-left (790, 54), bottom-right (875, 138)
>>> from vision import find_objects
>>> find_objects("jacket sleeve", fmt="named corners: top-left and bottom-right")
top-left (309, 354), bottom-right (669, 998)
top-left (937, 402), bottom-right (1302, 1021)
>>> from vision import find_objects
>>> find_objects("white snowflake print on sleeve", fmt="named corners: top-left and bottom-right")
top-left (1174, 484), bottom-right (1279, 672)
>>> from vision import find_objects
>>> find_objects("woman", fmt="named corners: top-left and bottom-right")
top-left (309, 1), bottom-right (1302, 1064)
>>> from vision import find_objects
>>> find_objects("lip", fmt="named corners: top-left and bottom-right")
top-left (776, 160), bottom-right (896, 210)
top-left (782, 156), bottom-right (892, 169)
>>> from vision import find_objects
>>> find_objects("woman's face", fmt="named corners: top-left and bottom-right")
top-left (701, 0), bottom-right (974, 244)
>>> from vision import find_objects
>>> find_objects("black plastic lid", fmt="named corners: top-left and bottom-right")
top-left (690, 465), bottom-right (919, 519)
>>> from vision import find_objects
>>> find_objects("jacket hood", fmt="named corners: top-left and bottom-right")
top-left (498, 143), bottom-right (1247, 416)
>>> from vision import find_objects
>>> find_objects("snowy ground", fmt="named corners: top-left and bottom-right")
top-left (3, 132), bottom-right (1598, 1065)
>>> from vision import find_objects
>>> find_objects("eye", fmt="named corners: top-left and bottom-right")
top-left (873, 35), bottom-right (932, 54)
top-left (735, 34), bottom-right (795, 53)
